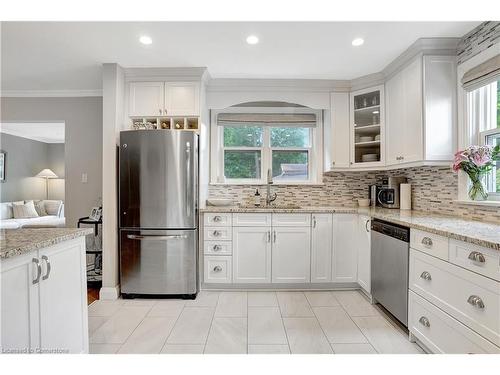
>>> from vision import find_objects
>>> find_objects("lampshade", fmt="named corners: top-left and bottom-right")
top-left (35, 168), bottom-right (58, 179)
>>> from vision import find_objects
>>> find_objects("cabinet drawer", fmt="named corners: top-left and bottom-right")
top-left (204, 256), bottom-right (232, 284)
top-left (233, 213), bottom-right (271, 227)
top-left (203, 213), bottom-right (232, 227)
top-left (204, 227), bottom-right (232, 241)
top-left (410, 249), bottom-right (500, 346)
top-left (204, 241), bottom-right (232, 256)
top-left (449, 239), bottom-right (500, 282)
top-left (409, 290), bottom-right (500, 353)
top-left (272, 213), bottom-right (311, 227)
top-left (410, 229), bottom-right (449, 260)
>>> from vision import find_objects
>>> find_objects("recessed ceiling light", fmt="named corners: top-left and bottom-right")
top-left (246, 35), bottom-right (259, 45)
top-left (139, 36), bottom-right (153, 45)
top-left (352, 38), bottom-right (364, 47)
top-left (372, 110), bottom-right (379, 114)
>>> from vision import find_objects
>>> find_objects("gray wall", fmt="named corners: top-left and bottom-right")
top-left (0, 97), bottom-right (103, 226)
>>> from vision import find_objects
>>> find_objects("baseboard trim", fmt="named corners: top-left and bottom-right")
top-left (99, 285), bottom-right (120, 300)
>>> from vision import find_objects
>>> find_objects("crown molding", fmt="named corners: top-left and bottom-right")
top-left (207, 78), bottom-right (351, 93)
top-left (124, 66), bottom-right (210, 82)
top-left (0, 89), bottom-right (103, 97)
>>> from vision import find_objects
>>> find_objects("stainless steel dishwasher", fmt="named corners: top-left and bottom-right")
top-left (371, 219), bottom-right (410, 327)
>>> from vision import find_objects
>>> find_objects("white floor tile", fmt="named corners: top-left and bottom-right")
top-left (87, 300), bottom-right (124, 317)
top-left (333, 291), bottom-right (380, 317)
top-left (147, 300), bottom-right (185, 318)
top-left (352, 316), bottom-right (422, 354)
top-left (248, 292), bottom-right (278, 307)
top-left (248, 345), bottom-right (290, 354)
top-left (88, 316), bottom-right (108, 336)
top-left (331, 343), bottom-right (377, 354)
top-left (283, 317), bottom-right (333, 354)
top-left (248, 307), bottom-right (287, 345)
top-left (204, 317), bottom-right (247, 354)
top-left (304, 291), bottom-right (340, 307)
top-left (215, 292), bottom-right (247, 317)
top-left (118, 316), bottom-right (177, 354)
top-left (277, 292), bottom-right (314, 317)
top-left (313, 306), bottom-right (367, 344)
top-left (167, 307), bottom-right (214, 344)
top-left (90, 306), bottom-right (150, 344)
top-left (185, 291), bottom-right (219, 307)
top-left (161, 344), bottom-right (205, 354)
top-left (121, 299), bottom-right (158, 307)
top-left (89, 343), bottom-right (121, 354)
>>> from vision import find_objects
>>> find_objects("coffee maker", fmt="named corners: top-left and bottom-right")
top-left (369, 177), bottom-right (407, 209)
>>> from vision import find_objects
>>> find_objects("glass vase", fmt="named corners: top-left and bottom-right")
top-left (468, 175), bottom-right (488, 201)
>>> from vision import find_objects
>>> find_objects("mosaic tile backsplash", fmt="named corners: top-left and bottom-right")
top-left (457, 21), bottom-right (500, 65)
top-left (208, 166), bottom-right (500, 224)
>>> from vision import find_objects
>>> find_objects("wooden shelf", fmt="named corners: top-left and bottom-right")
top-left (354, 140), bottom-right (381, 148)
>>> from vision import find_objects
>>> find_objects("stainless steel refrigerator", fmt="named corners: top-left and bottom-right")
top-left (119, 130), bottom-right (198, 298)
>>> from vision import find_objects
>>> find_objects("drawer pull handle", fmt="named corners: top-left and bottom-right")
top-left (213, 245), bottom-right (221, 252)
top-left (467, 295), bottom-right (485, 309)
top-left (212, 230), bottom-right (221, 237)
top-left (421, 237), bottom-right (433, 247)
top-left (418, 316), bottom-right (430, 328)
top-left (467, 251), bottom-right (486, 263)
top-left (213, 266), bottom-right (222, 272)
top-left (213, 216), bottom-right (222, 222)
top-left (420, 271), bottom-right (432, 281)
top-left (266, 231), bottom-right (271, 243)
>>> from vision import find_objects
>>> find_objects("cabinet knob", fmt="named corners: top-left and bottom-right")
top-left (159, 109), bottom-right (163, 115)
top-left (418, 316), bottom-right (430, 328)
top-left (213, 215), bottom-right (222, 222)
top-left (212, 230), bottom-right (221, 237)
top-left (212, 245), bottom-right (221, 252)
top-left (467, 295), bottom-right (485, 309)
top-left (421, 237), bottom-right (433, 247)
top-left (420, 271), bottom-right (432, 281)
top-left (468, 251), bottom-right (486, 263)
top-left (213, 266), bottom-right (222, 272)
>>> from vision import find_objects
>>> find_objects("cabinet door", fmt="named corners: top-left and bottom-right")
top-left (329, 92), bottom-right (351, 169)
top-left (357, 216), bottom-right (371, 293)
top-left (233, 227), bottom-right (271, 283)
top-left (1, 253), bottom-right (40, 352)
top-left (385, 71), bottom-right (404, 165)
top-left (128, 82), bottom-right (164, 117)
top-left (165, 82), bottom-right (200, 116)
top-left (332, 214), bottom-right (358, 283)
top-left (272, 227), bottom-right (311, 283)
top-left (38, 239), bottom-right (88, 353)
top-left (311, 214), bottom-right (333, 283)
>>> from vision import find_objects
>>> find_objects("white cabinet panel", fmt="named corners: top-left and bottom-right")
top-left (272, 213), bottom-right (311, 227)
top-left (204, 241), bottom-right (232, 256)
top-left (128, 82), bottom-right (164, 117)
top-left (329, 92), bottom-right (351, 169)
top-left (204, 256), bottom-right (232, 283)
top-left (233, 213), bottom-right (272, 227)
top-left (385, 69), bottom-right (405, 165)
top-left (272, 227), bottom-right (311, 283)
top-left (357, 216), bottom-right (371, 293)
top-left (448, 239), bottom-right (500, 282)
top-left (204, 227), bottom-right (232, 241)
top-left (311, 214), bottom-right (333, 283)
top-left (204, 213), bottom-right (232, 227)
top-left (38, 239), bottom-right (88, 353)
top-left (0, 253), bottom-right (40, 352)
top-left (165, 82), bottom-right (200, 116)
top-left (233, 227), bottom-right (271, 283)
top-left (410, 229), bottom-right (449, 261)
top-left (332, 214), bottom-right (358, 283)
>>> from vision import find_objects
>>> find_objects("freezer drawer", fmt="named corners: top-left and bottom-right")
top-left (120, 229), bottom-right (197, 296)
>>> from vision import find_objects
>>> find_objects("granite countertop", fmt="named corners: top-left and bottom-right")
top-left (201, 205), bottom-right (500, 251)
top-left (0, 228), bottom-right (93, 260)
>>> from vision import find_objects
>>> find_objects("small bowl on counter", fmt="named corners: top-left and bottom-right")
top-left (357, 198), bottom-right (370, 207)
top-left (206, 198), bottom-right (235, 207)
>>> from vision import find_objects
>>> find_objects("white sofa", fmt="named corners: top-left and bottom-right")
top-left (0, 200), bottom-right (65, 229)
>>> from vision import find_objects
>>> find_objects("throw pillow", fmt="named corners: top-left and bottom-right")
top-left (34, 200), bottom-right (48, 216)
top-left (44, 200), bottom-right (63, 216)
top-left (12, 200), bottom-right (39, 219)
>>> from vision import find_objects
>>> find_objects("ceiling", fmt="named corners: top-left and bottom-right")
top-left (1, 21), bottom-right (480, 92)
top-left (0, 122), bottom-right (65, 143)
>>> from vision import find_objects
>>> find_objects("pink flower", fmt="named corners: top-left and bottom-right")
top-left (452, 150), bottom-right (468, 172)
top-left (472, 152), bottom-right (490, 167)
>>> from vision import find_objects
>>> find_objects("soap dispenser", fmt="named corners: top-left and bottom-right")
top-left (254, 189), bottom-right (261, 207)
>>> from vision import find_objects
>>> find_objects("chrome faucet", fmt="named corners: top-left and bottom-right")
top-left (266, 169), bottom-right (277, 206)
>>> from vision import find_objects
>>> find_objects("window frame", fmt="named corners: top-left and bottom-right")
top-left (210, 107), bottom-right (323, 185)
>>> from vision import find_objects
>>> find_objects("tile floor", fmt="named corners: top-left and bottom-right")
top-left (88, 290), bottom-right (425, 354)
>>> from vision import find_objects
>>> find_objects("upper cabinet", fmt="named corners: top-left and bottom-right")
top-left (385, 55), bottom-right (457, 166)
top-left (350, 86), bottom-right (385, 168)
top-left (128, 81), bottom-right (200, 117)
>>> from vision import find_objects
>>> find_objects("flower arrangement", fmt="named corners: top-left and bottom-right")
top-left (452, 145), bottom-right (500, 200)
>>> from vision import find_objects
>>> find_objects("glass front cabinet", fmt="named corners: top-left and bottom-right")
top-left (349, 85), bottom-right (385, 167)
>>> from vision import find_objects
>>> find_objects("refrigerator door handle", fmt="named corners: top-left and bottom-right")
top-left (127, 234), bottom-right (189, 241)
top-left (186, 141), bottom-right (192, 218)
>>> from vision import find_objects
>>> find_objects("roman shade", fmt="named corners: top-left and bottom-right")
top-left (462, 54), bottom-right (500, 91)
top-left (217, 113), bottom-right (317, 127)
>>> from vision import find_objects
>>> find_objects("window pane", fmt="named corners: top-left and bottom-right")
top-left (224, 150), bottom-right (261, 179)
top-left (272, 151), bottom-right (308, 181)
top-left (486, 133), bottom-right (500, 193)
top-left (223, 126), bottom-right (263, 147)
top-left (270, 127), bottom-right (310, 147)
top-left (497, 80), bottom-right (500, 129)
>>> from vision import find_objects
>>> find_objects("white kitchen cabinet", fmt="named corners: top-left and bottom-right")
top-left (385, 55), bottom-right (456, 166)
top-left (357, 215), bottom-right (371, 294)
top-left (329, 92), bottom-right (351, 169)
top-left (1, 237), bottom-right (88, 354)
top-left (165, 82), bottom-right (200, 116)
top-left (128, 81), bottom-right (165, 117)
top-left (332, 214), bottom-right (358, 283)
top-left (272, 226), bottom-right (311, 283)
top-left (311, 214), bottom-right (333, 283)
top-left (232, 227), bottom-right (272, 283)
